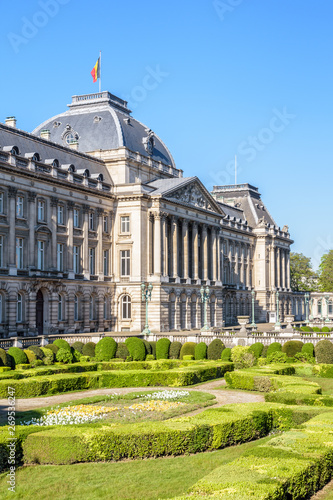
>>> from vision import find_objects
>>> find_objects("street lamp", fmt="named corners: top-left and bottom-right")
top-left (275, 290), bottom-right (281, 329)
top-left (324, 295), bottom-right (330, 323)
top-left (250, 288), bottom-right (256, 328)
top-left (200, 285), bottom-right (210, 331)
top-left (304, 292), bottom-right (309, 324)
top-left (141, 282), bottom-right (153, 335)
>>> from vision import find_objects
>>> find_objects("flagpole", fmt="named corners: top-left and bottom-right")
top-left (99, 50), bottom-right (101, 93)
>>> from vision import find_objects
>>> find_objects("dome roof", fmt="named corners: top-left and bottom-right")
top-left (32, 91), bottom-right (175, 168)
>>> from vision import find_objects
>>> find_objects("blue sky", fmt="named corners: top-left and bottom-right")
top-left (1, 0), bottom-right (332, 270)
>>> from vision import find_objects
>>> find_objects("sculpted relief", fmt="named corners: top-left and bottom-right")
top-left (167, 184), bottom-right (214, 211)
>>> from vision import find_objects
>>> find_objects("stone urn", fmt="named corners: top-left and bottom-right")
top-left (237, 316), bottom-right (249, 338)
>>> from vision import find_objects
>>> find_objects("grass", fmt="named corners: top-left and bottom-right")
top-left (0, 435), bottom-right (274, 500)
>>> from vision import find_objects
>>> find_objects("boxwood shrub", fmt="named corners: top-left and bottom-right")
top-left (95, 337), bottom-right (117, 361)
top-left (207, 339), bottom-right (225, 360)
top-left (180, 342), bottom-right (196, 359)
top-left (56, 348), bottom-right (73, 364)
top-left (156, 338), bottom-right (171, 359)
top-left (0, 348), bottom-right (9, 367)
top-left (44, 344), bottom-right (59, 355)
top-left (149, 341), bottom-right (156, 358)
top-left (301, 326), bottom-right (313, 332)
top-left (266, 342), bottom-right (282, 356)
top-left (195, 342), bottom-right (207, 360)
top-left (27, 345), bottom-right (45, 360)
top-left (82, 342), bottom-right (96, 358)
top-left (282, 340), bottom-right (304, 357)
top-left (24, 349), bottom-right (36, 365)
top-left (313, 327), bottom-right (321, 333)
top-left (248, 342), bottom-right (264, 358)
top-left (315, 339), bottom-right (333, 364)
top-left (302, 342), bottom-right (314, 356)
top-left (221, 347), bottom-right (231, 361)
top-left (322, 326), bottom-right (331, 333)
top-left (125, 337), bottom-right (146, 361)
top-left (53, 339), bottom-right (71, 351)
top-left (41, 347), bottom-right (54, 365)
top-left (142, 339), bottom-right (152, 355)
top-left (115, 342), bottom-right (129, 360)
top-left (7, 347), bottom-right (27, 367)
top-left (71, 341), bottom-right (85, 354)
top-left (169, 341), bottom-right (182, 359)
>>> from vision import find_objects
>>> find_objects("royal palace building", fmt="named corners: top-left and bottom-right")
top-left (0, 91), bottom-right (294, 336)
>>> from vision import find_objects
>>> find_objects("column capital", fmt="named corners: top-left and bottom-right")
top-left (97, 207), bottom-right (104, 216)
top-left (192, 220), bottom-right (198, 229)
top-left (50, 196), bottom-right (58, 207)
top-left (182, 218), bottom-right (189, 228)
top-left (67, 200), bottom-right (75, 210)
top-left (170, 215), bottom-right (179, 224)
top-left (82, 204), bottom-right (90, 214)
top-left (28, 191), bottom-right (37, 203)
top-left (8, 186), bottom-right (17, 199)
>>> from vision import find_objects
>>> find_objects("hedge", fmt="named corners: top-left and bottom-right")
top-left (40, 347), bottom-right (54, 365)
top-left (0, 348), bottom-right (9, 367)
top-left (149, 341), bottom-right (157, 358)
top-left (125, 338), bottom-right (146, 361)
top-left (266, 342), bottom-right (282, 356)
top-left (142, 339), bottom-right (152, 355)
top-left (82, 342), bottom-right (96, 357)
top-left (221, 347), bottom-right (231, 361)
top-left (53, 339), bottom-right (71, 351)
top-left (27, 345), bottom-right (45, 360)
top-left (195, 342), bottom-right (207, 360)
top-left (248, 342), bottom-right (264, 358)
top-left (115, 342), bottom-right (129, 360)
top-left (156, 338), bottom-right (171, 360)
top-left (22, 402), bottom-right (319, 466)
top-left (265, 391), bottom-right (333, 407)
top-left (95, 337), bottom-right (117, 361)
top-left (313, 363), bottom-right (333, 378)
top-left (71, 341), bottom-right (85, 354)
top-left (24, 349), bottom-right (37, 365)
top-left (315, 339), bottom-right (333, 364)
top-left (282, 340), bottom-right (304, 357)
top-left (302, 342), bottom-right (314, 356)
top-left (207, 339), bottom-right (225, 360)
top-left (7, 347), bottom-right (27, 367)
top-left (180, 342), bottom-right (196, 359)
top-left (44, 344), bottom-right (59, 355)
top-left (169, 341), bottom-right (182, 359)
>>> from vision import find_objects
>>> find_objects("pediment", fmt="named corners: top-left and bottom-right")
top-left (164, 179), bottom-right (224, 215)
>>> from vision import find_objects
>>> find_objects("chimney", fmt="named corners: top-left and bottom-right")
top-left (40, 129), bottom-right (51, 140)
top-left (5, 116), bottom-right (16, 128)
top-left (68, 140), bottom-right (79, 150)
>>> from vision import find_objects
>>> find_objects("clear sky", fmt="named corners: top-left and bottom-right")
top-left (1, 0), bottom-right (332, 270)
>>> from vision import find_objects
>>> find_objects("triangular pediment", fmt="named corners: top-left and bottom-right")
top-left (163, 178), bottom-right (224, 215)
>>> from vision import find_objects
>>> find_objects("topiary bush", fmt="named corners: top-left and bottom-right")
top-left (248, 342), bottom-right (264, 358)
top-left (183, 355), bottom-right (194, 360)
top-left (27, 345), bottom-right (45, 361)
top-left (7, 347), bottom-right (28, 367)
top-left (169, 341), bottom-right (182, 359)
top-left (207, 339), bottom-right (225, 360)
top-left (71, 341), bottom-right (85, 354)
top-left (125, 337), bottom-right (146, 361)
top-left (261, 345), bottom-right (269, 358)
top-left (267, 351), bottom-right (288, 364)
top-left (44, 344), bottom-right (59, 355)
top-left (195, 342), bottom-right (207, 360)
top-left (149, 341), bottom-right (156, 358)
top-left (321, 326), bottom-right (330, 333)
top-left (315, 340), bottom-right (333, 364)
top-left (294, 352), bottom-right (315, 364)
top-left (142, 339), bottom-right (152, 355)
top-left (156, 338), bottom-right (171, 359)
top-left (312, 327), bottom-right (321, 333)
top-left (301, 326), bottom-right (313, 332)
top-left (115, 342), bottom-right (129, 360)
top-left (221, 347), bottom-right (232, 361)
top-left (95, 337), bottom-right (117, 361)
top-left (24, 349), bottom-right (36, 365)
top-left (0, 348), bottom-right (10, 367)
top-left (302, 343), bottom-right (314, 357)
top-left (231, 346), bottom-right (256, 368)
top-left (179, 342), bottom-right (196, 359)
top-left (41, 347), bottom-right (54, 365)
top-left (82, 342), bottom-right (96, 358)
top-left (266, 342), bottom-right (282, 357)
top-left (282, 340), bottom-right (304, 358)
top-left (146, 354), bottom-right (155, 361)
top-left (72, 349), bottom-right (81, 363)
top-left (53, 339), bottom-right (71, 351)
top-left (56, 348), bottom-right (73, 364)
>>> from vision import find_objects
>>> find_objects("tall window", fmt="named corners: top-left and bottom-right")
top-left (120, 250), bottom-right (130, 276)
top-left (73, 245), bottom-right (80, 274)
top-left (103, 296), bottom-right (108, 320)
top-left (74, 295), bottom-right (79, 321)
top-left (89, 212), bottom-right (94, 230)
top-left (121, 216), bottom-right (130, 233)
top-left (17, 293), bottom-right (23, 322)
top-left (89, 296), bottom-right (95, 320)
top-left (89, 248), bottom-right (95, 275)
top-left (57, 243), bottom-right (64, 271)
top-left (37, 240), bottom-right (45, 270)
top-left (58, 294), bottom-right (64, 321)
top-left (103, 215), bottom-right (108, 232)
top-left (122, 295), bottom-right (131, 319)
top-left (0, 193), bottom-right (3, 214)
top-left (16, 196), bottom-right (24, 217)
top-left (0, 235), bottom-right (3, 268)
top-left (329, 301), bottom-right (333, 315)
top-left (73, 208), bottom-right (79, 228)
top-left (57, 205), bottom-right (64, 225)
top-left (318, 301), bottom-right (322, 315)
top-left (37, 200), bottom-right (45, 221)
top-left (16, 237), bottom-right (24, 269)
top-left (103, 249), bottom-right (109, 276)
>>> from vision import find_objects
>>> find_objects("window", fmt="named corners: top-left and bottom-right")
top-left (89, 248), bottom-right (95, 275)
top-left (17, 293), bottom-right (23, 323)
top-left (37, 200), bottom-right (45, 221)
top-left (103, 249), bottom-right (109, 276)
top-left (73, 246), bottom-right (80, 274)
top-left (0, 193), bottom-right (3, 214)
top-left (120, 250), bottom-right (130, 276)
top-left (16, 238), bottom-right (24, 269)
top-left (121, 216), bottom-right (130, 233)
top-left (0, 235), bottom-right (3, 267)
top-left (103, 215), bottom-right (108, 232)
top-left (73, 208), bottom-right (79, 228)
top-left (89, 212), bottom-right (94, 231)
top-left (0, 295), bottom-right (2, 323)
top-left (74, 295), bottom-right (79, 321)
top-left (16, 196), bottom-right (24, 217)
top-left (122, 295), bottom-right (131, 319)
top-left (103, 296), bottom-right (108, 320)
top-left (37, 240), bottom-right (45, 270)
top-left (58, 294), bottom-right (64, 321)
top-left (57, 205), bottom-right (64, 225)
top-left (89, 296), bottom-right (95, 320)
top-left (318, 301), bottom-right (322, 315)
top-left (57, 243), bottom-right (64, 271)
top-left (329, 301), bottom-right (333, 315)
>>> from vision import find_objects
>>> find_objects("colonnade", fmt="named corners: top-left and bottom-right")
top-left (273, 246), bottom-right (290, 289)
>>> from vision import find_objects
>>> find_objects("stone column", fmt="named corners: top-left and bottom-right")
top-left (50, 197), bottom-right (58, 271)
top-left (212, 228), bottom-right (217, 281)
top-left (270, 244), bottom-right (275, 289)
top-left (82, 204), bottom-right (90, 279)
top-left (186, 294), bottom-right (192, 329)
top-left (27, 191), bottom-right (37, 269)
top-left (217, 233), bottom-right (222, 282)
top-left (171, 216), bottom-right (178, 278)
top-left (202, 224), bottom-right (208, 281)
top-left (182, 219), bottom-right (189, 280)
top-left (67, 201), bottom-right (74, 278)
top-left (281, 249), bottom-right (286, 289)
top-left (276, 247), bottom-right (281, 288)
top-left (8, 289), bottom-right (18, 337)
top-left (154, 212), bottom-right (162, 276)
top-left (192, 222), bottom-right (199, 280)
top-left (97, 208), bottom-right (104, 280)
top-left (161, 214), bottom-right (167, 277)
top-left (97, 295), bottom-right (104, 332)
top-left (286, 251), bottom-right (290, 289)
top-left (83, 293), bottom-right (91, 333)
top-left (8, 187), bottom-right (17, 275)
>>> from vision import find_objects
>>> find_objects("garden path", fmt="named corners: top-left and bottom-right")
top-left (0, 379), bottom-right (264, 413)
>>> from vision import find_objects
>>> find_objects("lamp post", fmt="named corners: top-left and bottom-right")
top-left (200, 285), bottom-right (210, 331)
top-left (304, 292), bottom-right (309, 324)
top-left (250, 288), bottom-right (256, 328)
top-left (275, 290), bottom-right (281, 329)
top-left (141, 282), bottom-right (153, 335)
top-left (324, 295), bottom-right (330, 323)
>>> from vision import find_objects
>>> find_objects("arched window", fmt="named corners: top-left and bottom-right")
top-left (17, 293), bottom-right (23, 322)
top-left (122, 295), bottom-right (131, 320)
top-left (58, 294), bottom-right (64, 321)
top-left (74, 295), bottom-right (79, 321)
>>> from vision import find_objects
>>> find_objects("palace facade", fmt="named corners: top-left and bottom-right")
top-left (0, 91), bottom-right (294, 336)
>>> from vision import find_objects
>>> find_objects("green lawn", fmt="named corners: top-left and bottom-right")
top-left (0, 436), bottom-right (274, 500)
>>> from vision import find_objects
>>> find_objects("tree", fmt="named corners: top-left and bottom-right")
top-left (290, 252), bottom-right (317, 292)
top-left (318, 250), bottom-right (333, 292)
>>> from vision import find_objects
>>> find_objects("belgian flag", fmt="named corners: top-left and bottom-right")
top-left (91, 57), bottom-right (100, 83)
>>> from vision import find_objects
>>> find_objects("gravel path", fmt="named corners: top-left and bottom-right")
top-left (0, 379), bottom-right (264, 413)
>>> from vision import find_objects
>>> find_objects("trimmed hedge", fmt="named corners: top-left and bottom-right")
top-left (7, 347), bottom-right (27, 367)
top-left (56, 348), bottom-right (73, 364)
top-left (40, 347), bottom-right (54, 365)
top-left (248, 342), bottom-right (264, 358)
top-left (169, 341), bottom-right (182, 360)
top-left (142, 339), bottom-right (152, 355)
top-left (82, 342), bottom-right (96, 357)
top-left (180, 342), bottom-right (196, 359)
top-left (195, 342), bottom-right (207, 360)
top-left (24, 349), bottom-right (37, 365)
top-left (282, 340), bottom-right (304, 357)
top-left (0, 348), bottom-right (8, 367)
top-left (71, 341), bottom-right (85, 354)
top-left (302, 342), bottom-right (314, 356)
top-left (315, 339), bottom-right (333, 364)
top-left (115, 342), bottom-right (129, 360)
top-left (27, 345), bottom-right (45, 360)
top-left (313, 364), bottom-right (333, 378)
top-left (95, 337), bottom-right (117, 362)
top-left (207, 339), bottom-right (225, 360)
top-left (44, 344), bottom-right (59, 355)
top-left (221, 347), bottom-right (231, 361)
top-left (149, 341), bottom-right (157, 358)
top-left (266, 342), bottom-right (282, 357)
top-left (53, 339), bottom-right (71, 351)
top-left (156, 338), bottom-right (171, 360)
top-left (265, 391), bottom-right (333, 406)
top-left (125, 338), bottom-right (146, 361)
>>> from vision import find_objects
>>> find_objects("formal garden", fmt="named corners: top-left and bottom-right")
top-left (1, 336), bottom-right (333, 499)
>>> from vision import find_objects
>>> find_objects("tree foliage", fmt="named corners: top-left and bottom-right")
top-left (290, 252), bottom-right (317, 292)
top-left (318, 249), bottom-right (333, 292)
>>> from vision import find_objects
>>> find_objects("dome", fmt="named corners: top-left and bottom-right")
top-left (32, 91), bottom-right (176, 168)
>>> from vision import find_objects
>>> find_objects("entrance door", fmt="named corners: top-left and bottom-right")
top-left (36, 290), bottom-right (44, 335)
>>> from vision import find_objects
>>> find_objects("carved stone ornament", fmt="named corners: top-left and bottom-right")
top-left (282, 225), bottom-right (289, 233)
top-left (167, 183), bottom-right (214, 212)
top-left (256, 217), bottom-right (267, 228)
top-left (142, 129), bottom-right (155, 156)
